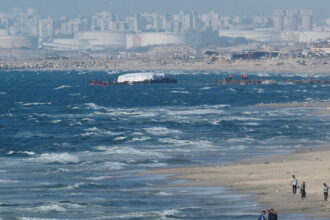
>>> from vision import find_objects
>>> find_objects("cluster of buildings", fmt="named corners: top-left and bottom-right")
top-left (0, 8), bottom-right (329, 52)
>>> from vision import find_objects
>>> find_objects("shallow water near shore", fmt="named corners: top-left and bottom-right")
top-left (0, 70), bottom-right (329, 219)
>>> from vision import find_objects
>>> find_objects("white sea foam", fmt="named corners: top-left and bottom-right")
top-left (84, 103), bottom-right (105, 110)
top-left (108, 209), bottom-right (180, 219)
top-left (101, 146), bottom-right (168, 159)
top-left (19, 218), bottom-right (59, 220)
top-left (51, 120), bottom-right (62, 123)
top-left (200, 87), bottom-right (211, 90)
top-left (144, 127), bottom-right (182, 135)
top-left (227, 137), bottom-right (255, 143)
top-left (170, 90), bottom-right (190, 94)
top-left (229, 88), bottom-right (236, 92)
top-left (130, 136), bottom-right (151, 142)
top-left (54, 85), bottom-right (71, 90)
top-left (8, 151), bottom-right (36, 156)
top-left (241, 122), bottom-right (260, 126)
top-left (157, 191), bottom-right (172, 196)
top-left (86, 176), bottom-right (113, 181)
top-left (100, 162), bottom-right (126, 170)
top-left (113, 136), bottom-right (127, 141)
top-left (69, 93), bottom-right (81, 96)
top-left (0, 92), bottom-right (7, 95)
top-left (36, 203), bottom-right (66, 212)
top-left (257, 72), bottom-right (271, 77)
top-left (81, 127), bottom-right (123, 137)
top-left (257, 88), bottom-right (264, 93)
top-left (0, 179), bottom-right (20, 183)
top-left (138, 162), bottom-right (167, 168)
top-left (224, 116), bottom-right (262, 121)
top-left (69, 122), bottom-right (82, 126)
top-left (18, 102), bottom-right (52, 106)
top-left (165, 108), bottom-right (224, 116)
top-left (81, 118), bottom-right (95, 123)
top-left (32, 153), bottom-right (79, 164)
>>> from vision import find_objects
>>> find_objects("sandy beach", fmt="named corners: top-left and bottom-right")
top-left (1, 56), bottom-right (330, 75)
top-left (144, 103), bottom-right (330, 219)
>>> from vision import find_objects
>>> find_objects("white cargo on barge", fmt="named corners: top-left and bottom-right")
top-left (116, 73), bottom-right (177, 84)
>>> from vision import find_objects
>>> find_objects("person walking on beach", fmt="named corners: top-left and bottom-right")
top-left (323, 183), bottom-right (329, 201)
top-left (258, 210), bottom-right (266, 220)
top-left (267, 209), bottom-right (274, 220)
top-left (291, 175), bottom-right (298, 194)
top-left (300, 181), bottom-right (306, 200)
top-left (269, 208), bottom-right (278, 220)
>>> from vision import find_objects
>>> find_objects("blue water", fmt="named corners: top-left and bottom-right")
top-left (0, 70), bottom-right (329, 219)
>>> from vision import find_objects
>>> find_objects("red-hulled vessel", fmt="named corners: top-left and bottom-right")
top-left (89, 80), bottom-right (112, 86)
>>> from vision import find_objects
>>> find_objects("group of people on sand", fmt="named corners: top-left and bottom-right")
top-left (258, 209), bottom-right (278, 220)
top-left (258, 174), bottom-right (330, 219)
top-left (291, 175), bottom-right (329, 201)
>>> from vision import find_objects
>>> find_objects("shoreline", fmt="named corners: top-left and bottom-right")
top-left (144, 146), bottom-right (330, 219)
top-left (143, 103), bottom-right (330, 219)
top-left (1, 58), bottom-right (330, 75)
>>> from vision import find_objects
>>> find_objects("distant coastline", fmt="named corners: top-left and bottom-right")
top-left (1, 57), bottom-right (330, 75)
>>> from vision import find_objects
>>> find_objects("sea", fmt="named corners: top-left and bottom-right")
top-left (0, 70), bottom-right (329, 220)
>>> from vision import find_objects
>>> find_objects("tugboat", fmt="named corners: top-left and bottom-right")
top-left (89, 80), bottom-right (112, 86)
top-left (90, 73), bottom-right (177, 86)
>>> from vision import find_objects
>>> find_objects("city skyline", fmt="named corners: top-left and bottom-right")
top-left (0, 0), bottom-right (329, 21)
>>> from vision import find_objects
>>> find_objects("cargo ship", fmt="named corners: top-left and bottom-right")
top-left (90, 73), bottom-right (177, 86)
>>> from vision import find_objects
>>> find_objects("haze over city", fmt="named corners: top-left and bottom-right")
top-left (1, 0), bottom-right (330, 20)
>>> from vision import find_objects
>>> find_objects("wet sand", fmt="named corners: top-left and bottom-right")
top-left (144, 103), bottom-right (330, 219)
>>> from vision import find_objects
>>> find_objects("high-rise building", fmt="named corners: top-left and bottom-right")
top-left (273, 9), bottom-right (284, 31)
top-left (300, 10), bottom-right (313, 31)
top-left (283, 9), bottom-right (299, 30)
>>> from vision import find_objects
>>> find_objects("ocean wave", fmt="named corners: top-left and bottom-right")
top-left (17, 102), bottom-right (52, 106)
top-left (86, 176), bottom-right (113, 181)
top-left (240, 122), bottom-right (260, 126)
top-left (137, 161), bottom-right (167, 168)
top-left (19, 218), bottom-right (59, 220)
top-left (84, 103), bottom-right (105, 110)
top-left (99, 146), bottom-right (168, 159)
top-left (165, 108), bottom-right (225, 116)
top-left (81, 118), bottom-right (95, 123)
top-left (113, 136), bottom-right (127, 141)
top-left (69, 93), bottom-right (81, 96)
top-left (200, 87), bottom-right (211, 90)
top-left (51, 120), bottom-right (62, 124)
top-left (97, 162), bottom-right (126, 170)
top-left (69, 122), bottom-right (82, 126)
top-left (31, 153), bottom-right (79, 164)
top-left (227, 137), bottom-right (255, 143)
top-left (170, 90), bottom-right (190, 94)
top-left (8, 151), bottom-right (36, 156)
top-left (54, 85), bottom-right (71, 90)
top-left (157, 191), bottom-right (172, 196)
top-left (80, 127), bottom-right (123, 137)
top-left (0, 92), bottom-right (7, 95)
top-left (257, 72), bottom-right (271, 77)
top-left (158, 138), bottom-right (216, 151)
top-left (108, 209), bottom-right (180, 219)
top-left (0, 179), bottom-right (20, 183)
top-left (257, 88), bottom-right (264, 94)
top-left (144, 127), bottom-right (182, 135)
top-left (130, 136), bottom-right (151, 142)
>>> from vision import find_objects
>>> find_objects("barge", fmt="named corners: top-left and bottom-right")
top-left (90, 73), bottom-right (177, 86)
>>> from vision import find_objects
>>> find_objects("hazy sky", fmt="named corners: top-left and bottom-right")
top-left (0, 0), bottom-right (329, 21)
